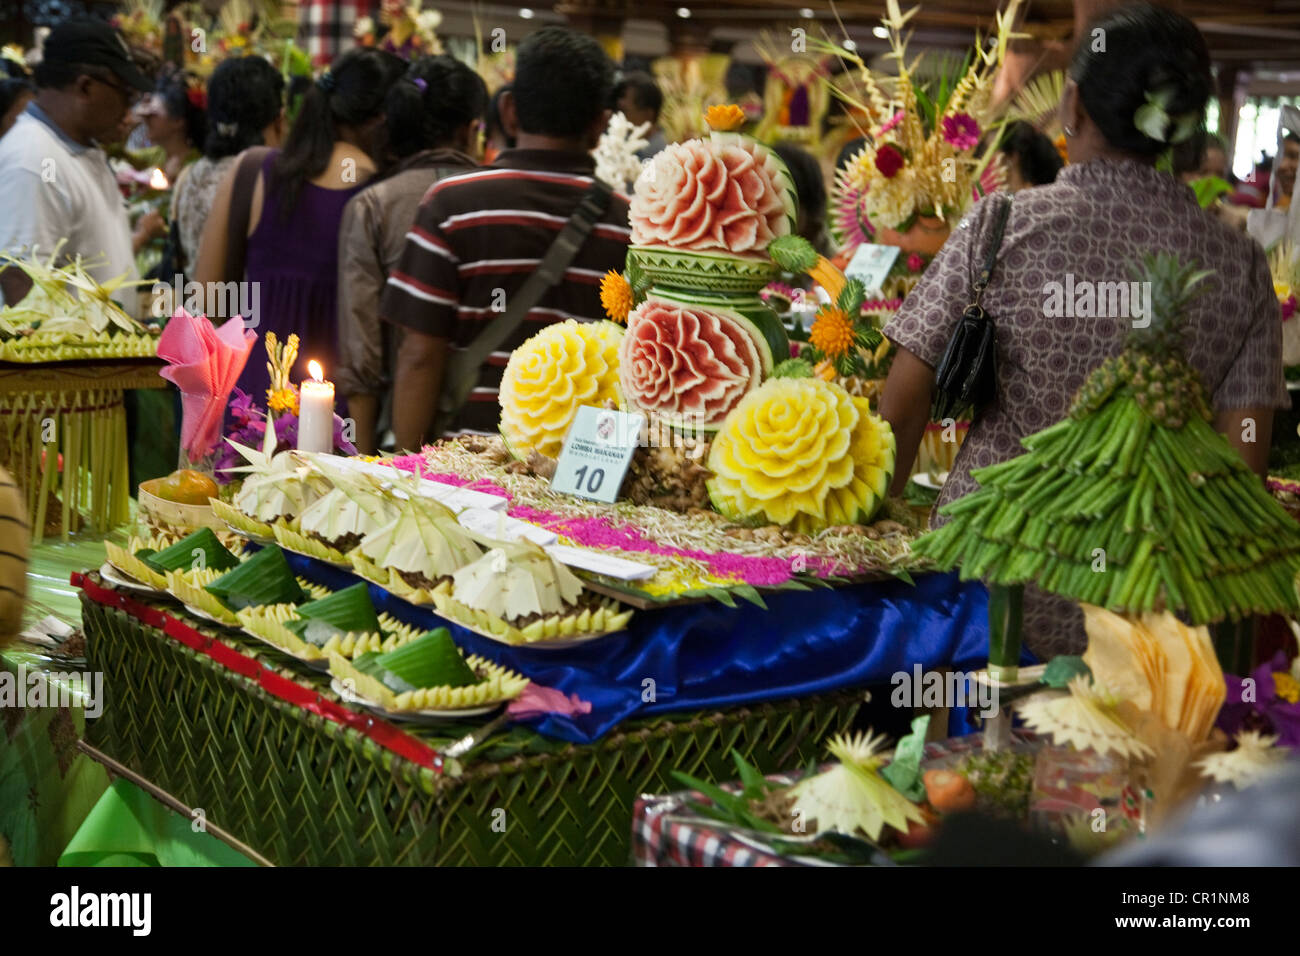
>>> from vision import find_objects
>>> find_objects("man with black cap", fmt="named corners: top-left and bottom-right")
top-left (0, 17), bottom-right (152, 311)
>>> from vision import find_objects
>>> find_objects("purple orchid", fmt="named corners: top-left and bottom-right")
top-left (1216, 651), bottom-right (1300, 751)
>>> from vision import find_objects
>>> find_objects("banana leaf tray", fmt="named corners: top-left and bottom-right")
top-left (78, 581), bottom-right (863, 867)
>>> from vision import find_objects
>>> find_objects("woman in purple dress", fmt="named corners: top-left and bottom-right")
top-left (195, 48), bottom-right (406, 406)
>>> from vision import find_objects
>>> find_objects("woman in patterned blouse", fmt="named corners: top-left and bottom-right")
top-left (879, 3), bottom-right (1287, 657)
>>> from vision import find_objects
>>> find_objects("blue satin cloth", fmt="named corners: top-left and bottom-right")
top-left (284, 551), bottom-right (1000, 744)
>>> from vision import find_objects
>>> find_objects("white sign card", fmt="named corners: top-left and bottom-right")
top-left (844, 242), bottom-right (902, 295)
top-left (550, 406), bottom-right (645, 504)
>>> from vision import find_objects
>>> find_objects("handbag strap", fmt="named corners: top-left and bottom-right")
top-left (969, 194), bottom-right (1013, 310)
top-left (223, 146), bottom-right (273, 286)
top-left (435, 177), bottom-right (613, 430)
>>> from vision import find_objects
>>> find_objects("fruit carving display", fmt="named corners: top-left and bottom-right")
top-left (498, 319), bottom-right (624, 459)
top-left (707, 376), bottom-right (896, 531)
top-left (613, 106), bottom-right (793, 435)
top-left (619, 295), bottom-right (784, 430)
top-left (629, 136), bottom-right (793, 258)
top-left (913, 254), bottom-right (1300, 623)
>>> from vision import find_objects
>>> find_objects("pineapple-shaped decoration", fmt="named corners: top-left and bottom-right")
top-left (914, 253), bottom-right (1300, 627)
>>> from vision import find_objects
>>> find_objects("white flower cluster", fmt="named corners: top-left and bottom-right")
top-left (593, 111), bottom-right (652, 192)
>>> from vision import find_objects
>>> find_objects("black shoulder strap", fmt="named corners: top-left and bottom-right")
top-left (969, 194), bottom-right (1013, 309)
top-left (433, 178), bottom-right (614, 435)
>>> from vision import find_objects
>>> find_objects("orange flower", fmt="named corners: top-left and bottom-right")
top-left (810, 306), bottom-right (856, 362)
top-left (1054, 133), bottom-right (1069, 166)
top-left (599, 270), bottom-right (633, 323)
top-left (704, 104), bottom-right (746, 132)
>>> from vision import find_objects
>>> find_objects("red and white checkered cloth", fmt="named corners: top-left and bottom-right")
top-left (632, 774), bottom-right (809, 867)
top-left (297, 0), bottom-right (376, 67)
top-left (632, 733), bottom-right (1033, 866)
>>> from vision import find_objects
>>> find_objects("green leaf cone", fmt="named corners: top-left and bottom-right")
top-left (913, 254), bottom-right (1300, 624)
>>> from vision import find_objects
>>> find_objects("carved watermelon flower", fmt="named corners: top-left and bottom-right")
top-left (619, 298), bottom-right (764, 428)
top-left (630, 138), bottom-right (790, 257)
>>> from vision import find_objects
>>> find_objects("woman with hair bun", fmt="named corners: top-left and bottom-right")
top-left (138, 70), bottom-right (207, 184)
top-left (195, 48), bottom-right (406, 404)
top-left (879, 3), bottom-right (1287, 657)
top-left (170, 56), bottom-right (285, 275)
top-left (337, 55), bottom-right (487, 453)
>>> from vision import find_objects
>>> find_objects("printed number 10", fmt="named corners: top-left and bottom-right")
top-left (573, 465), bottom-right (605, 494)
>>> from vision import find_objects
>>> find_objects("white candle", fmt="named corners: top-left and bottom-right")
top-left (297, 360), bottom-right (335, 454)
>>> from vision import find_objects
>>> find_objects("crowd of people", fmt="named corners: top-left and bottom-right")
top-left (0, 7), bottom-right (1290, 548)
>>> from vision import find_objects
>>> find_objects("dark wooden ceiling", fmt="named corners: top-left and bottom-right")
top-left (562, 0), bottom-right (1300, 68)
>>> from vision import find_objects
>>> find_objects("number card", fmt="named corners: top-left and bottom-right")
top-left (550, 406), bottom-right (644, 504)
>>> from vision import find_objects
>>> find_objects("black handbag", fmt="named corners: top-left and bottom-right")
top-left (931, 194), bottom-right (1013, 421)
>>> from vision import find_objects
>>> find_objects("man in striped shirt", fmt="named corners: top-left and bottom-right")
top-left (380, 27), bottom-right (631, 448)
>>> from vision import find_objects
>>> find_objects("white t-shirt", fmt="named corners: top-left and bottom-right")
top-left (0, 105), bottom-right (139, 315)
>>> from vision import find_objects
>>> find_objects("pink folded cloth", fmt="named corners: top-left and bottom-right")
top-left (507, 684), bottom-right (593, 720)
top-left (157, 309), bottom-right (256, 462)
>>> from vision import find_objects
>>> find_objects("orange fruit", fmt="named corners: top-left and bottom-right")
top-left (156, 469), bottom-right (219, 506)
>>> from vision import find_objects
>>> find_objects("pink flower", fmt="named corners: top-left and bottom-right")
top-left (1283, 295), bottom-right (1297, 322)
top-left (878, 110), bottom-right (904, 135)
top-left (874, 144), bottom-right (905, 179)
top-left (906, 253), bottom-right (925, 272)
top-left (941, 113), bottom-right (981, 152)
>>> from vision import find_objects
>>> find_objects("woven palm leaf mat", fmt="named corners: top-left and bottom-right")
top-left (80, 592), bottom-right (863, 866)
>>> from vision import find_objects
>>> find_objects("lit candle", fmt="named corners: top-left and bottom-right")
top-left (297, 360), bottom-right (335, 454)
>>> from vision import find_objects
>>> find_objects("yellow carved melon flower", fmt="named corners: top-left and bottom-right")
top-left (705, 104), bottom-right (746, 132)
top-left (600, 270), bottom-right (633, 324)
top-left (706, 378), bottom-right (890, 530)
top-left (499, 319), bottom-right (624, 459)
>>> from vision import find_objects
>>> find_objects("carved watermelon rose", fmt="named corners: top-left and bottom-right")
top-left (630, 139), bottom-right (790, 258)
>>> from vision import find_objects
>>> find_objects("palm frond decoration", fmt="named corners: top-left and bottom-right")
top-left (1006, 70), bottom-right (1065, 136)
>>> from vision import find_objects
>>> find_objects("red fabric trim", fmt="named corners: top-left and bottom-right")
top-left (72, 572), bottom-right (444, 774)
